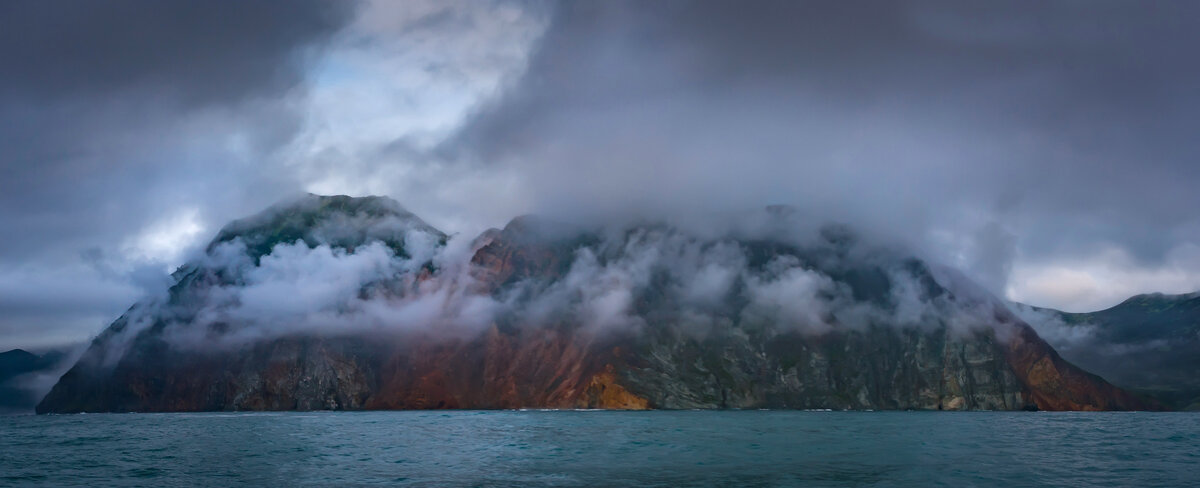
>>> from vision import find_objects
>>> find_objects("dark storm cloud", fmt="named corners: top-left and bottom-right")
top-left (0, 0), bottom-right (357, 257)
top-left (5, 0), bottom-right (1200, 350)
top-left (0, 0), bottom-right (353, 103)
top-left (0, 0), bottom-right (358, 349)
top-left (453, 0), bottom-right (1200, 298)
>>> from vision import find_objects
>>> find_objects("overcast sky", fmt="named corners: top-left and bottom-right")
top-left (2, 0), bottom-right (1199, 350)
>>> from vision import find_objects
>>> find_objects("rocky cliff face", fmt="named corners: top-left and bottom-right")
top-left (38, 195), bottom-right (1158, 413)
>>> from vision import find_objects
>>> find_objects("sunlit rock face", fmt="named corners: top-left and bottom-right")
top-left (38, 195), bottom-right (1158, 413)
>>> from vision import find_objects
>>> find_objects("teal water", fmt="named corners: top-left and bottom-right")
top-left (1, 411), bottom-right (1198, 487)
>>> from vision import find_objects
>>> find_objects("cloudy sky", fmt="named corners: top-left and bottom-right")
top-left (2, 0), bottom-right (1199, 350)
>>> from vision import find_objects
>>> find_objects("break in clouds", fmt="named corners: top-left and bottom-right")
top-left (2, 1), bottom-right (1200, 350)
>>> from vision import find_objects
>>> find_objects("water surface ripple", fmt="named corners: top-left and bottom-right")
top-left (2, 411), bottom-right (1197, 487)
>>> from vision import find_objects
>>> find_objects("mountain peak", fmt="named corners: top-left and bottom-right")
top-left (1, 348), bottom-right (34, 358)
top-left (1109, 291), bottom-right (1200, 312)
top-left (206, 194), bottom-right (444, 261)
top-left (0, 349), bottom-right (39, 372)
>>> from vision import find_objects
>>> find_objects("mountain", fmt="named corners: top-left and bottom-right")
top-left (1016, 293), bottom-right (1200, 410)
top-left (1, 348), bottom-right (66, 412)
top-left (37, 195), bottom-right (1157, 413)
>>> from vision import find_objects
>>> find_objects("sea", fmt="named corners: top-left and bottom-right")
top-left (1, 410), bottom-right (1197, 487)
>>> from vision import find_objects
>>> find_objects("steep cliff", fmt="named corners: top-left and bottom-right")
top-left (38, 195), bottom-right (1158, 413)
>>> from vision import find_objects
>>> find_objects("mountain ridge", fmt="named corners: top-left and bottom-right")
top-left (1, 348), bottom-right (67, 412)
top-left (1016, 292), bottom-right (1200, 410)
top-left (37, 195), bottom-right (1161, 413)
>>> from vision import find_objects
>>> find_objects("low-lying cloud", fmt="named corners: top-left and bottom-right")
top-left (76, 202), bottom-right (1029, 368)
top-left (172, 238), bottom-right (497, 348)
top-left (487, 218), bottom-right (1016, 344)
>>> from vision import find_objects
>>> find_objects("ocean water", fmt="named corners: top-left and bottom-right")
top-left (1, 411), bottom-right (1198, 487)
